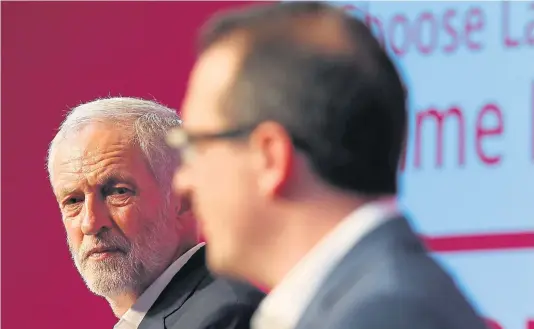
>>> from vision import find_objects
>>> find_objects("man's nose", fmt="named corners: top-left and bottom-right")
top-left (81, 195), bottom-right (111, 236)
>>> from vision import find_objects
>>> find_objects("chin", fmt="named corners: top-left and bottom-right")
top-left (82, 272), bottom-right (134, 298)
top-left (87, 282), bottom-right (136, 298)
top-left (206, 246), bottom-right (246, 280)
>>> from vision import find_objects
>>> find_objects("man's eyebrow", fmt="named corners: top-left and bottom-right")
top-left (56, 172), bottom-right (138, 200)
top-left (57, 187), bottom-right (80, 201)
top-left (97, 172), bottom-right (138, 189)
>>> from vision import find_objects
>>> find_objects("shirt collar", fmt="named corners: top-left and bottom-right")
top-left (252, 198), bottom-right (397, 329)
top-left (114, 243), bottom-right (205, 329)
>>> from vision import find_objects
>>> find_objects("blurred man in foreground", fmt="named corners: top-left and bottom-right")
top-left (47, 97), bottom-right (263, 329)
top-left (169, 2), bottom-right (489, 329)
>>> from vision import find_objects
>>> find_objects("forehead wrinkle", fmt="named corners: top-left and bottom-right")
top-left (54, 160), bottom-right (139, 203)
top-left (57, 139), bottom-right (130, 171)
top-left (53, 144), bottom-right (137, 197)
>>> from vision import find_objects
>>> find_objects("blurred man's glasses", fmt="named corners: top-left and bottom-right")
top-left (166, 124), bottom-right (310, 161)
top-left (166, 125), bottom-right (257, 158)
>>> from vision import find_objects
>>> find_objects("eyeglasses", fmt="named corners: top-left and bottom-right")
top-left (166, 123), bottom-right (310, 159)
top-left (166, 125), bottom-right (257, 152)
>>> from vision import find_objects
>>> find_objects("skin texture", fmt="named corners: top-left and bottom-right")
top-left (50, 123), bottom-right (186, 317)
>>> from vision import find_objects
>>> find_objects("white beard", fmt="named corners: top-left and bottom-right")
top-left (68, 210), bottom-right (179, 298)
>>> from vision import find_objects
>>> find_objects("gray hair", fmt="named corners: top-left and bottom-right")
top-left (47, 97), bottom-right (182, 196)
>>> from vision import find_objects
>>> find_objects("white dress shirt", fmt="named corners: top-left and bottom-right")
top-left (114, 243), bottom-right (205, 329)
top-left (251, 199), bottom-right (398, 329)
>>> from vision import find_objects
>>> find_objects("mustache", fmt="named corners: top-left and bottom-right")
top-left (77, 231), bottom-right (131, 262)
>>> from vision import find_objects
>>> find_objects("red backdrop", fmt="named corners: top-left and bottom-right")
top-left (1, 2), bottom-right (254, 329)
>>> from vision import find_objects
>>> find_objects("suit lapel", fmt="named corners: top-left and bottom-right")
top-left (296, 216), bottom-right (426, 328)
top-left (326, 215), bottom-right (426, 297)
top-left (138, 247), bottom-right (209, 329)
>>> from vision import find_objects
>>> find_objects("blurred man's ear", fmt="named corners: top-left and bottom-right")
top-left (177, 196), bottom-right (192, 216)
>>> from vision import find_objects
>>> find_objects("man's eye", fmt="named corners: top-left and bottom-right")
top-left (113, 187), bottom-right (129, 195)
top-left (106, 187), bottom-right (133, 205)
top-left (65, 196), bottom-right (83, 205)
top-left (108, 186), bottom-right (133, 196)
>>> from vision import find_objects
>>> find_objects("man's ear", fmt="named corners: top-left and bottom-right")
top-left (250, 121), bottom-right (295, 198)
top-left (174, 196), bottom-right (198, 242)
top-left (176, 197), bottom-right (191, 216)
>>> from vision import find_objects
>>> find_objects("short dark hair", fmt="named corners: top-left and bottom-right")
top-left (199, 2), bottom-right (406, 195)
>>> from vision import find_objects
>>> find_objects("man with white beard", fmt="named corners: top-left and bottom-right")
top-left (47, 97), bottom-right (264, 329)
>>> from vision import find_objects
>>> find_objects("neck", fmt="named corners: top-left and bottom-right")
top-left (107, 293), bottom-right (140, 318)
top-left (253, 188), bottom-right (383, 289)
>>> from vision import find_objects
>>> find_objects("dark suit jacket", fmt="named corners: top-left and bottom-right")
top-left (138, 246), bottom-right (264, 329)
top-left (294, 216), bottom-right (489, 329)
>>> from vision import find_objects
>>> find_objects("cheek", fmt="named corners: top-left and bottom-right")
top-left (197, 156), bottom-right (258, 235)
top-left (64, 220), bottom-right (83, 250)
top-left (109, 205), bottom-right (145, 238)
